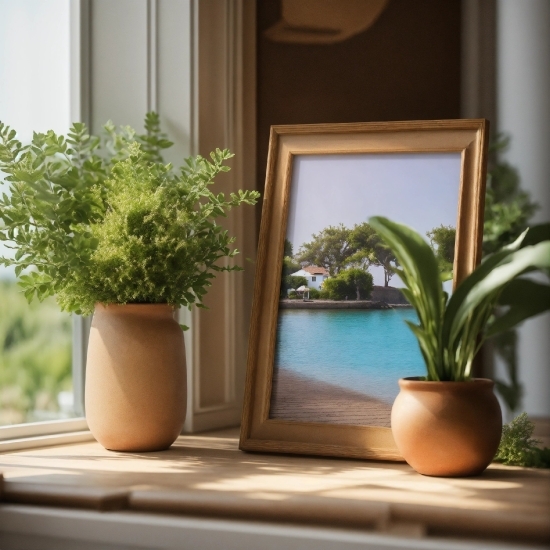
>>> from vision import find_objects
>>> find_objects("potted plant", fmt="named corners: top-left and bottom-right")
top-left (369, 216), bottom-right (550, 477)
top-left (0, 115), bottom-right (259, 452)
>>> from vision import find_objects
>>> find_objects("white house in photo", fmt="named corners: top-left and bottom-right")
top-left (290, 266), bottom-right (330, 291)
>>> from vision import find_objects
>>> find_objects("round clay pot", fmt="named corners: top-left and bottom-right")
top-left (85, 304), bottom-right (187, 452)
top-left (391, 378), bottom-right (502, 477)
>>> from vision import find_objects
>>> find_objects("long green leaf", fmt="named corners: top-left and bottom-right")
top-left (450, 242), bottom-right (550, 346)
top-left (442, 228), bottom-right (528, 347)
top-left (520, 223), bottom-right (550, 248)
top-left (486, 279), bottom-right (550, 337)
top-left (369, 217), bottom-right (442, 319)
top-left (370, 216), bottom-right (444, 377)
top-left (405, 320), bottom-right (438, 379)
top-left (361, 219), bottom-right (549, 382)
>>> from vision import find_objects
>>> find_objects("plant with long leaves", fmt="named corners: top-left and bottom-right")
top-left (369, 217), bottom-right (550, 381)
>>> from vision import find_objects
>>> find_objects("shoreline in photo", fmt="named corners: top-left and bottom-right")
top-left (279, 300), bottom-right (412, 310)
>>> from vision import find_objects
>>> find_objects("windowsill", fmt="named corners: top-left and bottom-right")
top-left (0, 429), bottom-right (548, 548)
top-left (0, 429), bottom-right (93, 453)
top-left (0, 418), bottom-right (93, 452)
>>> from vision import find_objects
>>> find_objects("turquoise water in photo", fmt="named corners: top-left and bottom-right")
top-left (274, 309), bottom-right (424, 404)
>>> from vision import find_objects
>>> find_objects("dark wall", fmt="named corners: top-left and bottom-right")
top-left (257, 0), bottom-right (462, 193)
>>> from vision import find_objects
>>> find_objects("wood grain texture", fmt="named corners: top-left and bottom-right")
top-left (2, 481), bottom-right (129, 511)
top-left (0, 430), bottom-right (548, 544)
top-left (269, 370), bottom-right (391, 427)
top-left (240, 120), bottom-right (489, 460)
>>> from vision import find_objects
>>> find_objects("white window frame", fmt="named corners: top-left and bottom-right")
top-left (1, 0), bottom-right (257, 450)
top-left (0, 0), bottom-right (92, 450)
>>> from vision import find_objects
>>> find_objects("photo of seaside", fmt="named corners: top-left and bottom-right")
top-left (269, 153), bottom-right (462, 427)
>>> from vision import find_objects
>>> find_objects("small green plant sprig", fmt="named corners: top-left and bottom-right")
top-left (495, 413), bottom-right (550, 468)
top-left (0, 114), bottom-right (259, 315)
top-left (369, 217), bottom-right (550, 381)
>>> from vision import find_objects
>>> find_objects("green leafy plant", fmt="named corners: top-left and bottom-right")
top-left (0, 114), bottom-right (259, 316)
top-left (483, 135), bottom-right (538, 256)
top-left (495, 413), bottom-right (550, 468)
top-left (369, 216), bottom-right (550, 381)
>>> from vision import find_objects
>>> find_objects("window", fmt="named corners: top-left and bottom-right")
top-left (0, 0), bottom-right (80, 429)
top-left (1, 0), bottom-right (254, 443)
top-left (311, 276), bottom-right (316, 282)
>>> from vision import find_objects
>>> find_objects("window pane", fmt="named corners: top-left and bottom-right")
top-left (0, 0), bottom-right (74, 426)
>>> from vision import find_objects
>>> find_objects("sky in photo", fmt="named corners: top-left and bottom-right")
top-left (286, 153), bottom-right (462, 287)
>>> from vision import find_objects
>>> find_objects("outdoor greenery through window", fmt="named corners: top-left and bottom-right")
top-left (0, 0), bottom-right (74, 426)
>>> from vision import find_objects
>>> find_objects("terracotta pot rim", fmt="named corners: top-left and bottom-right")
top-left (398, 377), bottom-right (494, 391)
top-left (93, 303), bottom-right (177, 318)
top-left (95, 302), bottom-right (176, 310)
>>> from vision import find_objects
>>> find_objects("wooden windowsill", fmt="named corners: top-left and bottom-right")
top-left (0, 428), bottom-right (548, 547)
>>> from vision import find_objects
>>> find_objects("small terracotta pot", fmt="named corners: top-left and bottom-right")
top-left (85, 304), bottom-right (187, 452)
top-left (391, 378), bottom-right (502, 477)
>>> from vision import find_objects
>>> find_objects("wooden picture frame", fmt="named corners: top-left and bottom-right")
top-left (240, 120), bottom-right (489, 461)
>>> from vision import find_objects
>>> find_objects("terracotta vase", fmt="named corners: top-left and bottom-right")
top-left (391, 378), bottom-right (502, 477)
top-left (85, 304), bottom-right (187, 452)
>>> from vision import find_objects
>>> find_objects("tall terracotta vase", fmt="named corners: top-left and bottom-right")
top-left (391, 378), bottom-right (502, 477)
top-left (85, 304), bottom-right (187, 452)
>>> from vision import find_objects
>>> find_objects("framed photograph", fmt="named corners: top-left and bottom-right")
top-left (240, 120), bottom-right (489, 461)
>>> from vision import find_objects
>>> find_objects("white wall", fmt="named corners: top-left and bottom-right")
top-left (497, 0), bottom-right (550, 417)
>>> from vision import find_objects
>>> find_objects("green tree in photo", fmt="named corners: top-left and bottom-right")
top-left (283, 239), bottom-right (293, 258)
top-left (349, 222), bottom-right (397, 287)
top-left (296, 222), bottom-right (397, 286)
top-left (342, 267), bottom-right (374, 300)
top-left (282, 255), bottom-right (300, 277)
top-left (279, 253), bottom-right (302, 298)
top-left (346, 223), bottom-right (377, 270)
top-left (323, 267), bottom-right (373, 300)
top-left (321, 276), bottom-right (349, 300)
top-left (426, 224), bottom-right (456, 279)
top-left (297, 224), bottom-right (353, 276)
top-left (281, 275), bottom-right (308, 297)
top-left (308, 287), bottom-right (321, 299)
